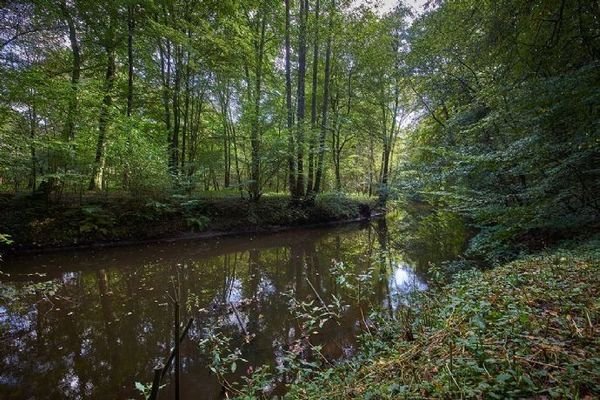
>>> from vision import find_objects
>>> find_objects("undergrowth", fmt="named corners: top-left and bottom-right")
top-left (0, 192), bottom-right (377, 251)
top-left (275, 243), bottom-right (600, 399)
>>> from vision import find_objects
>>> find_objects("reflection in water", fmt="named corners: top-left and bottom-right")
top-left (0, 220), bottom-right (431, 400)
top-left (387, 262), bottom-right (428, 311)
top-left (393, 207), bottom-right (470, 275)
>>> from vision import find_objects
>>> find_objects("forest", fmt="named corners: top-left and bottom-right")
top-left (0, 0), bottom-right (599, 398)
top-left (1, 0), bottom-right (412, 201)
top-left (1, 0), bottom-right (598, 258)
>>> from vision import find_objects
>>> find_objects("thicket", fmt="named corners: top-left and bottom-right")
top-left (0, 192), bottom-right (375, 250)
top-left (397, 0), bottom-right (599, 264)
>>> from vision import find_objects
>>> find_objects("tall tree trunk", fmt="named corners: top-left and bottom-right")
top-left (332, 66), bottom-right (352, 191)
top-left (181, 11), bottom-right (192, 174)
top-left (223, 123), bottom-right (230, 188)
top-left (218, 81), bottom-right (231, 188)
top-left (379, 81), bottom-right (399, 204)
top-left (29, 99), bottom-right (37, 192)
top-left (295, 0), bottom-right (309, 198)
top-left (313, 0), bottom-right (334, 194)
top-left (285, 0), bottom-right (296, 195)
top-left (306, 0), bottom-right (320, 195)
top-left (124, 4), bottom-right (134, 189)
top-left (249, 11), bottom-right (266, 201)
top-left (230, 110), bottom-right (243, 199)
top-left (158, 40), bottom-right (172, 170)
top-left (60, 1), bottom-right (80, 141)
top-left (171, 46), bottom-right (182, 175)
top-left (368, 133), bottom-right (374, 196)
top-left (126, 5), bottom-right (134, 118)
top-left (182, 61), bottom-right (190, 174)
top-left (189, 83), bottom-right (206, 178)
top-left (89, 46), bottom-right (116, 191)
top-left (188, 88), bottom-right (196, 179)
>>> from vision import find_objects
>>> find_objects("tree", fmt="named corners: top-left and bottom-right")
top-left (312, 0), bottom-right (335, 195)
top-left (294, 0), bottom-right (309, 198)
top-left (306, 0), bottom-right (320, 195)
top-left (285, 0), bottom-right (296, 195)
top-left (88, 2), bottom-right (120, 190)
top-left (59, 0), bottom-right (81, 142)
top-left (401, 0), bottom-right (600, 260)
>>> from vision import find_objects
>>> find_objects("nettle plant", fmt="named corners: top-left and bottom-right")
top-left (330, 260), bottom-right (376, 304)
top-left (198, 330), bottom-right (247, 384)
top-left (197, 255), bottom-right (432, 398)
top-left (195, 274), bottom-right (350, 398)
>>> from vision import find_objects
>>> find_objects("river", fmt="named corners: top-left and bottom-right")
top-left (0, 219), bottom-right (436, 399)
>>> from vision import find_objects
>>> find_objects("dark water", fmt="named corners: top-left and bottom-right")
top-left (0, 219), bottom-right (432, 399)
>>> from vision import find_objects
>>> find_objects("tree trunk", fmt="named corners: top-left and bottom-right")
top-left (89, 46), bottom-right (116, 191)
top-left (295, 0), bottom-right (309, 198)
top-left (306, 0), bottom-right (320, 195)
top-left (182, 59), bottom-right (190, 174)
top-left (158, 40), bottom-right (172, 171)
top-left (126, 5), bottom-right (134, 118)
top-left (218, 81), bottom-right (231, 188)
top-left (181, 0), bottom-right (192, 174)
top-left (29, 99), bottom-right (37, 192)
top-left (60, 1), bottom-right (80, 141)
top-left (230, 111), bottom-right (243, 199)
top-left (250, 10), bottom-right (267, 201)
top-left (188, 80), bottom-right (205, 177)
top-left (170, 46), bottom-right (182, 175)
top-left (123, 4), bottom-right (134, 189)
top-left (333, 66), bottom-right (352, 191)
top-left (379, 81), bottom-right (399, 204)
top-left (285, 0), bottom-right (296, 195)
top-left (313, 0), bottom-right (334, 194)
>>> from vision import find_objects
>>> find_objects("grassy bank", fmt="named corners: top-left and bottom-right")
top-left (282, 241), bottom-right (600, 399)
top-left (0, 192), bottom-right (377, 252)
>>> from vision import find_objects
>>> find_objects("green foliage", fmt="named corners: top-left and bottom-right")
top-left (330, 260), bottom-right (375, 303)
top-left (78, 205), bottom-right (116, 237)
top-left (0, 193), bottom-right (375, 249)
top-left (198, 331), bottom-right (247, 379)
top-left (0, 232), bottom-right (12, 261)
top-left (313, 193), bottom-right (363, 221)
top-left (281, 243), bottom-right (600, 399)
top-left (393, 205), bottom-right (471, 274)
top-left (0, 0), bottom-right (414, 203)
top-left (0, 233), bottom-right (12, 246)
top-left (133, 381), bottom-right (152, 398)
top-left (144, 200), bottom-right (175, 216)
top-left (399, 0), bottom-right (600, 263)
top-left (186, 215), bottom-right (211, 232)
top-left (0, 279), bottom-right (60, 312)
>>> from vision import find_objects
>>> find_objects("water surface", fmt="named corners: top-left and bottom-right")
top-left (0, 220), bottom-right (429, 399)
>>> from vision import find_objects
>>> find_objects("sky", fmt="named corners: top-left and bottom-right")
top-left (370, 0), bottom-right (430, 16)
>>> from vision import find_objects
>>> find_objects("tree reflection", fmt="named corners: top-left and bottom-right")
top-left (0, 221), bottom-right (441, 399)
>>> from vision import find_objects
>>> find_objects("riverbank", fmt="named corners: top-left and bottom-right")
top-left (282, 240), bottom-right (600, 399)
top-left (0, 192), bottom-right (378, 254)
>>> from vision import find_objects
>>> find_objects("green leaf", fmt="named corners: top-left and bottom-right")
top-left (495, 373), bottom-right (512, 383)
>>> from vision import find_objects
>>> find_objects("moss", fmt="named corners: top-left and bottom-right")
top-left (283, 242), bottom-right (600, 399)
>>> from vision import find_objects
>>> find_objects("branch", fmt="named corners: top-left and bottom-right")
top-left (408, 80), bottom-right (446, 128)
